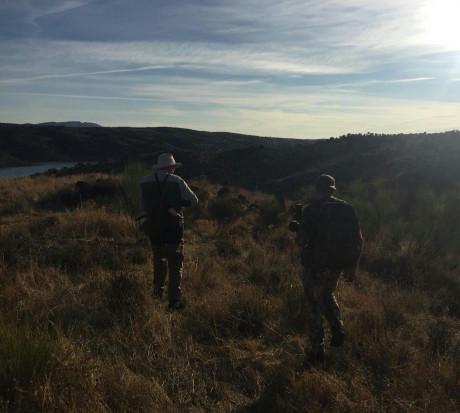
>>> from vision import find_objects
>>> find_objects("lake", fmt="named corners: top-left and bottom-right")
top-left (0, 162), bottom-right (85, 179)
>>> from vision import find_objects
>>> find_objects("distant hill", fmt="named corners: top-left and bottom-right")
top-left (1, 122), bottom-right (459, 196)
top-left (0, 123), bottom-right (293, 168)
top-left (36, 121), bottom-right (102, 128)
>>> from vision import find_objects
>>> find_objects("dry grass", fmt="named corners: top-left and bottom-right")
top-left (0, 172), bottom-right (459, 412)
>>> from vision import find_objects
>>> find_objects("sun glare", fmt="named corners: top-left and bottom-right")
top-left (425, 0), bottom-right (460, 50)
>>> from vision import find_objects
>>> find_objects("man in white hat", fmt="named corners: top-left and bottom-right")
top-left (140, 153), bottom-right (198, 309)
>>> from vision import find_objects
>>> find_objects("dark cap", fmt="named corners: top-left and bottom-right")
top-left (315, 174), bottom-right (336, 191)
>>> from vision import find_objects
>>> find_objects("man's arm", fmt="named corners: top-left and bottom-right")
top-left (343, 229), bottom-right (363, 282)
top-left (179, 178), bottom-right (198, 206)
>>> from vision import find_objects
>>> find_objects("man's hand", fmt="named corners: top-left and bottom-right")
top-left (344, 234), bottom-right (362, 282)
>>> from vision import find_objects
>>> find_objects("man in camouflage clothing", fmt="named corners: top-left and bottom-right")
top-left (296, 174), bottom-right (362, 364)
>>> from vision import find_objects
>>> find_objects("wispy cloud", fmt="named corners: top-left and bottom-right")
top-left (0, 65), bottom-right (169, 84)
top-left (0, 0), bottom-right (459, 137)
top-left (1, 39), bottom-right (374, 75)
top-left (33, 1), bottom-right (94, 18)
top-left (3, 87), bottom-right (460, 138)
top-left (334, 77), bottom-right (433, 89)
top-left (372, 77), bottom-right (432, 83)
top-left (10, 92), bottom-right (168, 102)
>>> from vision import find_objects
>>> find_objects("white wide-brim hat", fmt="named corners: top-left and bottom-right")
top-left (153, 153), bottom-right (182, 169)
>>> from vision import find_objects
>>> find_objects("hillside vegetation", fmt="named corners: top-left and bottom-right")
top-left (0, 123), bottom-right (282, 167)
top-left (1, 123), bottom-right (460, 198)
top-left (1, 161), bottom-right (459, 412)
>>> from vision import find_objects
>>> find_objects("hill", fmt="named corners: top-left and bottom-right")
top-left (0, 123), bottom-right (289, 168)
top-left (37, 121), bottom-right (102, 128)
top-left (1, 123), bottom-right (460, 197)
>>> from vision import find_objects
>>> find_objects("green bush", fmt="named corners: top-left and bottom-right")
top-left (207, 197), bottom-right (242, 223)
top-left (345, 179), bottom-right (460, 291)
top-left (256, 198), bottom-right (286, 228)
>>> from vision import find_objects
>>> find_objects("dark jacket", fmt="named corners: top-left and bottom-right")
top-left (300, 196), bottom-right (348, 264)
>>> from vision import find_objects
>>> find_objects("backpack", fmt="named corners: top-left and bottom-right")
top-left (313, 201), bottom-right (361, 270)
top-left (139, 173), bottom-right (170, 239)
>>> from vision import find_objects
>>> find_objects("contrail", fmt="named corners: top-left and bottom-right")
top-left (13, 92), bottom-right (169, 102)
top-left (0, 65), bottom-right (168, 84)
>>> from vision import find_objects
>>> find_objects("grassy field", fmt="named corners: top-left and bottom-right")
top-left (1, 166), bottom-right (459, 412)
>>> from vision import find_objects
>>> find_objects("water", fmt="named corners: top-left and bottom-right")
top-left (0, 162), bottom-right (85, 178)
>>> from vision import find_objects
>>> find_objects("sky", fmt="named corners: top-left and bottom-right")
top-left (0, 0), bottom-right (459, 139)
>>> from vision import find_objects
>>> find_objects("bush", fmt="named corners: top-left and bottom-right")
top-left (207, 197), bottom-right (242, 223)
top-left (345, 179), bottom-right (460, 292)
top-left (254, 198), bottom-right (286, 231)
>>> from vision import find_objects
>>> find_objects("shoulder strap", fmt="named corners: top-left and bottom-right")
top-left (154, 173), bottom-right (170, 192)
top-left (155, 172), bottom-right (169, 209)
top-left (154, 173), bottom-right (161, 194)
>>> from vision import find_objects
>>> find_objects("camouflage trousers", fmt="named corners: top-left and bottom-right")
top-left (302, 264), bottom-right (344, 354)
top-left (151, 242), bottom-right (184, 305)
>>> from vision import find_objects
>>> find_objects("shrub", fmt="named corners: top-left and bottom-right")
top-left (207, 197), bottom-right (242, 223)
top-left (256, 198), bottom-right (286, 228)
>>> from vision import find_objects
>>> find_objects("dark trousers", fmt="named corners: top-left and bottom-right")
top-left (151, 242), bottom-right (184, 304)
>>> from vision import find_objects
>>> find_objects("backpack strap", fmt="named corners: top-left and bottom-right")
top-left (154, 172), bottom-right (169, 192)
top-left (154, 172), bottom-right (161, 194)
top-left (150, 173), bottom-right (170, 215)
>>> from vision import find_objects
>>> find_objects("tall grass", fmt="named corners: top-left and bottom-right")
top-left (345, 181), bottom-right (460, 295)
top-left (115, 161), bottom-right (152, 216)
top-left (0, 316), bottom-right (57, 410)
top-left (0, 171), bottom-right (459, 411)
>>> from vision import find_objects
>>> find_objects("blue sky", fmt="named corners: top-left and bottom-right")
top-left (0, 0), bottom-right (459, 139)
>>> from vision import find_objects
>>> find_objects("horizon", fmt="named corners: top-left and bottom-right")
top-left (1, 1), bottom-right (460, 139)
top-left (2, 121), bottom-right (459, 141)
